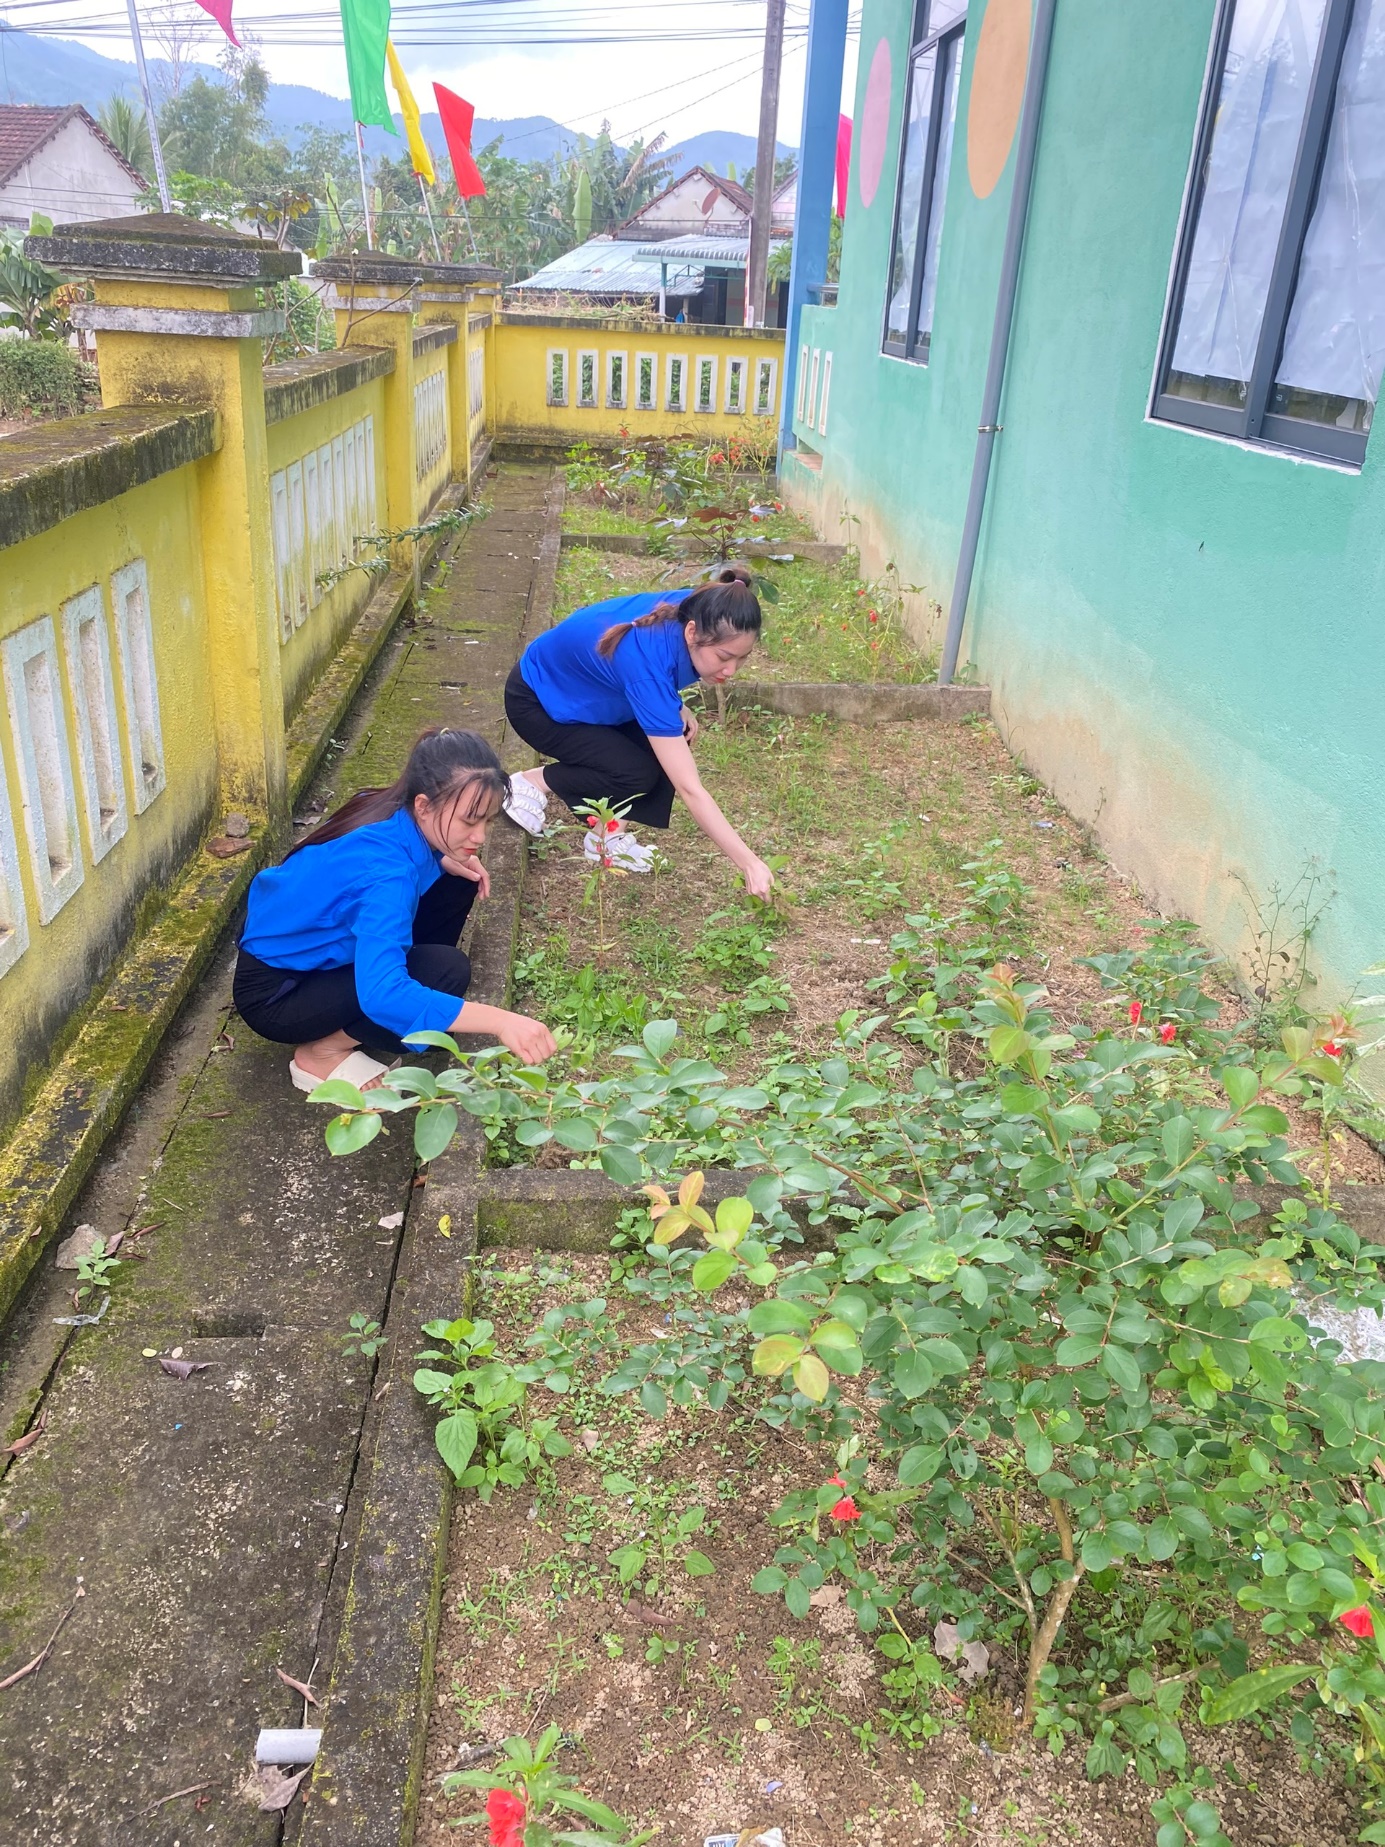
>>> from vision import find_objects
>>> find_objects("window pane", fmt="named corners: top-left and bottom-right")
top-left (924, 0), bottom-right (967, 35)
top-left (914, 30), bottom-right (964, 346)
top-left (1168, 0), bottom-right (1329, 408)
top-left (1273, 0), bottom-right (1385, 434)
top-left (886, 48), bottom-right (937, 345)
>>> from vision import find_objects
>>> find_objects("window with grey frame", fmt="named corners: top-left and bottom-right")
top-left (883, 0), bottom-right (967, 362)
top-left (1155, 0), bottom-right (1385, 465)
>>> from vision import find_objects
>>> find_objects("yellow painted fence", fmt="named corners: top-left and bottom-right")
top-left (0, 220), bottom-right (784, 1139)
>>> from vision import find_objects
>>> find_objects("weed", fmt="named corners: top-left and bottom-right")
top-left (341, 1311), bottom-right (386, 1359)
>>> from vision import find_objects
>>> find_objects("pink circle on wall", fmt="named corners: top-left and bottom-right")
top-left (858, 37), bottom-right (893, 209)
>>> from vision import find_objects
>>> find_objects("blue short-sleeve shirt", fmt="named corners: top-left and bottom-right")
top-left (240, 807), bottom-right (461, 1042)
top-left (518, 591), bottom-right (696, 736)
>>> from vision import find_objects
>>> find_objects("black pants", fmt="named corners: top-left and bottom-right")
top-left (504, 662), bottom-right (677, 829)
top-left (233, 873), bottom-right (478, 1058)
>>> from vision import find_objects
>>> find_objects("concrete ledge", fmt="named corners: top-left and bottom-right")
top-left (412, 322), bottom-right (457, 355)
top-left (729, 680), bottom-right (991, 722)
top-left (499, 311), bottom-right (785, 340)
top-left (0, 406), bottom-right (218, 553)
top-left (315, 254), bottom-right (503, 287)
top-left (299, 473), bottom-right (558, 1847)
top-left (561, 530), bottom-right (847, 566)
top-left (0, 839), bottom-right (260, 1322)
top-left (264, 345), bottom-right (395, 425)
top-left (70, 303), bottom-right (284, 338)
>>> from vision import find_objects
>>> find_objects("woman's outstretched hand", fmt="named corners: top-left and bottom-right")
top-left (442, 851), bottom-right (490, 899)
top-left (496, 1010), bottom-right (557, 1064)
top-left (742, 855), bottom-right (775, 899)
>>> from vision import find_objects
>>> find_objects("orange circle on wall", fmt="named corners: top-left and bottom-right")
top-left (966, 0), bottom-right (1031, 199)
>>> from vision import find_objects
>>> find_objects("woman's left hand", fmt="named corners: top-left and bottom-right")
top-left (442, 851), bottom-right (490, 899)
top-left (681, 704), bottom-right (700, 744)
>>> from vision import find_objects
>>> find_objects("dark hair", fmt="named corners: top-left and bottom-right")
top-left (289, 727), bottom-right (509, 855)
top-left (595, 564), bottom-right (762, 660)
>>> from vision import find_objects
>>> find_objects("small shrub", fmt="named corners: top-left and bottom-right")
top-left (0, 338), bottom-right (88, 418)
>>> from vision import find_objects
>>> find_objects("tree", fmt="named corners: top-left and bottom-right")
top-left (569, 123), bottom-right (675, 236)
top-left (157, 46), bottom-right (289, 194)
top-left (98, 96), bottom-right (153, 179)
top-left (743, 154), bottom-right (797, 196)
top-left (432, 142), bottom-right (571, 281)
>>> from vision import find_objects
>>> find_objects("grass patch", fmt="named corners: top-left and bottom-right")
top-left (552, 547), bottom-right (935, 686)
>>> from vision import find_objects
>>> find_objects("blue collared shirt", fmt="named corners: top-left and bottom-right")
top-left (519, 590), bottom-right (696, 735)
top-left (240, 806), bottom-right (462, 1041)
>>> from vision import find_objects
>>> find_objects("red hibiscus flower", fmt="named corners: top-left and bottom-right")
top-left (486, 1787), bottom-right (527, 1847)
top-left (827, 1475), bottom-right (861, 1522)
top-left (1341, 1606), bottom-right (1375, 1639)
top-left (1128, 1000), bottom-right (1143, 1026)
top-left (1159, 1022), bottom-right (1177, 1044)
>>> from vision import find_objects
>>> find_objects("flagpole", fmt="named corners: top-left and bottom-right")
top-left (418, 174), bottom-right (443, 260)
top-left (124, 0), bottom-right (172, 211)
top-left (355, 122), bottom-right (374, 249)
top-left (458, 195), bottom-right (479, 260)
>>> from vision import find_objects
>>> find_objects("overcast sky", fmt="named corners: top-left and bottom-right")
top-left (35, 0), bottom-right (859, 148)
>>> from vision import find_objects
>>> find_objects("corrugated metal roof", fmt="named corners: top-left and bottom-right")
top-left (513, 235), bottom-right (703, 294)
top-left (633, 234), bottom-right (789, 269)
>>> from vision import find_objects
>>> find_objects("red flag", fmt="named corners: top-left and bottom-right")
top-left (193, 0), bottom-right (238, 46)
top-left (433, 83), bottom-right (486, 199)
top-left (834, 113), bottom-right (856, 219)
top-left (835, 114), bottom-right (852, 219)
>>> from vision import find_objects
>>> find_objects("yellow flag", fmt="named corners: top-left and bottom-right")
top-left (386, 40), bottom-right (436, 185)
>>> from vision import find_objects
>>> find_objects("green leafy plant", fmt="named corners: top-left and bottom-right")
top-left (312, 907), bottom-right (1385, 1838)
top-left (444, 1723), bottom-right (648, 1847)
top-left (341, 1312), bottom-right (387, 1359)
top-left (72, 1237), bottom-right (121, 1306)
top-left (603, 1477), bottom-right (717, 1592)
top-left (413, 1315), bottom-right (572, 1501)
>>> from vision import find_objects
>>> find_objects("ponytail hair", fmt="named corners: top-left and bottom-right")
top-left (595, 564), bottom-right (762, 660)
top-left (289, 727), bottom-right (509, 856)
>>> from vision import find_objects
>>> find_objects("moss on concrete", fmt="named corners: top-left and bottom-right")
top-left (0, 406), bottom-right (217, 552)
top-left (263, 346), bottom-right (394, 427)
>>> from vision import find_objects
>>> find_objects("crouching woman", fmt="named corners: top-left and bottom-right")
top-left (234, 728), bottom-right (556, 1091)
top-left (502, 566), bottom-right (775, 895)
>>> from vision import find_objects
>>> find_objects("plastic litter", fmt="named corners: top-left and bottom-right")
top-left (255, 1728), bottom-right (322, 1765)
top-left (53, 1293), bottom-right (110, 1328)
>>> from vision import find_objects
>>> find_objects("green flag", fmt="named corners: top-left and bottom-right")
top-left (340, 0), bottom-right (396, 133)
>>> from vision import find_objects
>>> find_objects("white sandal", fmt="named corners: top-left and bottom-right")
top-left (503, 777), bottom-right (548, 836)
top-left (289, 1049), bottom-right (392, 1094)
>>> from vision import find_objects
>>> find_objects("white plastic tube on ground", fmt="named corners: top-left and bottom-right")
top-left (255, 1728), bottom-right (322, 1765)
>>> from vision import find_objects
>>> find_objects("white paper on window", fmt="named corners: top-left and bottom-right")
top-left (887, 48), bottom-right (937, 341)
top-left (1172, 0), bottom-right (1329, 387)
top-left (1275, 0), bottom-right (1385, 409)
top-left (914, 30), bottom-right (963, 344)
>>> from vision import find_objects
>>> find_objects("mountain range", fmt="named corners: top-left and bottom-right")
top-left (0, 23), bottom-right (794, 177)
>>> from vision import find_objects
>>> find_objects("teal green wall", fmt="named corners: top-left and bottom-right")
top-left (786, 0), bottom-right (1385, 1016)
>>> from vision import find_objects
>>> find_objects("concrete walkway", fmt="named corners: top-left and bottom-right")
top-left (0, 465), bottom-right (554, 1847)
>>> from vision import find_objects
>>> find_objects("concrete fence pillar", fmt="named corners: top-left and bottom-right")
top-left (28, 213), bottom-right (301, 830)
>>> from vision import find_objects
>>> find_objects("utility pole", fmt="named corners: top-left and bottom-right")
top-left (746, 0), bottom-right (786, 328)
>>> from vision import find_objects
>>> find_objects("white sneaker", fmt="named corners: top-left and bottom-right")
top-left (504, 776), bottom-right (548, 836)
top-left (584, 829), bottom-right (657, 872)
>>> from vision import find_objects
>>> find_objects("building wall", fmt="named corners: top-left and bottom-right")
top-left (0, 451), bottom-right (217, 1124)
top-left (0, 118), bottom-right (144, 228)
top-left (783, 0), bottom-right (1385, 1015)
top-left (266, 374), bottom-right (389, 722)
top-left (493, 314), bottom-right (785, 447)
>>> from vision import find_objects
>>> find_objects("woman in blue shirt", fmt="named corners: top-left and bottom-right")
top-left (235, 728), bottom-right (556, 1093)
top-left (502, 567), bottom-right (774, 895)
